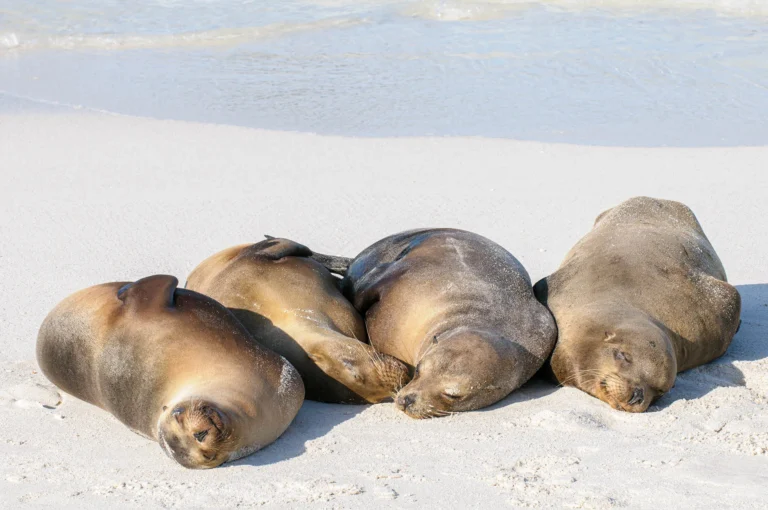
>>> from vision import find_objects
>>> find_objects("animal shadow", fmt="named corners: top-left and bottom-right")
top-left (224, 308), bottom-right (370, 467)
top-left (652, 283), bottom-right (768, 410)
top-left (231, 400), bottom-right (367, 468)
top-left (478, 377), bottom-right (561, 414)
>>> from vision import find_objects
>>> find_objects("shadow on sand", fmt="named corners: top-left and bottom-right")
top-left (231, 400), bottom-right (368, 467)
top-left (218, 307), bottom-right (377, 467)
top-left (481, 283), bottom-right (768, 414)
top-left (230, 284), bottom-right (767, 461)
top-left (652, 283), bottom-right (768, 410)
top-left (478, 377), bottom-right (561, 414)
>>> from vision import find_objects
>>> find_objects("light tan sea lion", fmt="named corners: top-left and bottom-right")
top-left (534, 197), bottom-right (741, 412)
top-left (36, 275), bottom-right (304, 468)
top-left (311, 229), bottom-right (557, 418)
top-left (186, 238), bottom-right (410, 404)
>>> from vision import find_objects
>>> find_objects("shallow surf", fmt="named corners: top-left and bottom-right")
top-left (2, 0), bottom-right (767, 146)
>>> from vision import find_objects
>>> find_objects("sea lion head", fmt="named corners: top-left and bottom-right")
top-left (553, 319), bottom-right (677, 413)
top-left (157, 399), bottom-right (237, 469)
top-left (394, 329), bottom-right (518, 418)
top-left (309, 340), bottom-right (411, 403)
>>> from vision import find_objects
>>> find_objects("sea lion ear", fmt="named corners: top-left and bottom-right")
top-left (432, 335), bottom-right (439, 344)
top-left (245, 237), bottom-right (312, 260)
top-left (118, 275), bottom-right (178, 311)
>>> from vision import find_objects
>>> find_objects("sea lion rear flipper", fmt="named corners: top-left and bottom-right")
top-left (118, 275), bottom-right (178, 311)
top-left (261, 235), bottom-right (352, 274)
top-left (308, 252), bottom-right (352, 275)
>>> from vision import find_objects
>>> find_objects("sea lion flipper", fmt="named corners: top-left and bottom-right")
top-left (258, 236), bottom-right (352, 274)
top-left (701, 275), bottom-right (742, 339)
top-left (118, 275), bottom-right (178, 311)
top-left (308, 252), bottom-right (352, 275)
top-left (245, 238), bottom-right (313, 260)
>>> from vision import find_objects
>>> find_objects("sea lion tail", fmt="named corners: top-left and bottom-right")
top-left (263, 235), bottom-right (351, 275)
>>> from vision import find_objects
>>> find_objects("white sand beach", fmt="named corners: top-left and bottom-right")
top-left (0, 112), bottom-right (766, 508)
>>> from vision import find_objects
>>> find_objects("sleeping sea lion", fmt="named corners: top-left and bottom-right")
top-left (186, 238), bottom-right (409, 404)
top-left (36, 275), bottom-right (304, 468)
top-left (311, 228), bottom-right (557, 418)
top-left (534, 197), bottom-right (741, 412)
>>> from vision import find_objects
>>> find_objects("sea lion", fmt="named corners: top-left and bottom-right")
top-left (186, 238), bottom-right (410, 404)
top-left (311, 229), bottom-right (557, 418)
top-left (36, 275), bottom-right (304, 468)
top-left (534, 197), bottom-right (741, 412)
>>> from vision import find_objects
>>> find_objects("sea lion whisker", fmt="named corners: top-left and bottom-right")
top-left (557, 369), bottom-right (604, 387)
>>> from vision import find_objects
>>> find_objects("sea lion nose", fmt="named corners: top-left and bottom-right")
top-left (172, 406), bottom-right (185, 423)
top-left (628, 388), bottom-right (644, 406)
top-left (397, 393), bottom-right (416, 410)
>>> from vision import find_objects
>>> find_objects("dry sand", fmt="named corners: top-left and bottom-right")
top-left (0, 112), bottom-right (766, 508)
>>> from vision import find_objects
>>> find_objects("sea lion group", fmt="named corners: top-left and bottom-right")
top-left (37, 197), bottom-right (741, 468)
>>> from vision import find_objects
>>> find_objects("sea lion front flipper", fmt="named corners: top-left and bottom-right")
top-left (118, 275), bottom-right (178, 312)
top-left (245, 237), bottom-right (313, 260)
top-left (701, 275), bottom-right (742, 342)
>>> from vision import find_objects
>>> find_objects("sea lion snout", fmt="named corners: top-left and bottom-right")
top-left (395, 393), bottom-right (416, 411)
top-left (171, 406), bottom-right (185, 423)
top-left (627, 387), bottom-right (644, 406)
top-left (394, 390), bottom-right (436, 419)
top-left (619, 384), bottom-right (650, 412)
top-left (595, 374), bottom-right (656, 413)
top-left (393, 367), bottom-right (437, 418)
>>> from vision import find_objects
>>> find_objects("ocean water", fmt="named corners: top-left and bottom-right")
top-left (1, 0), bottom-right (767, 146)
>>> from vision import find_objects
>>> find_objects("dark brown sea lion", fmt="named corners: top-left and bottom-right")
top-left (36, 275), bottom-right (304, 468)
top-left (311, 229), bottom-right (557, 418)
top-left (534, 197), bottom-right (741, 412)
top-left (186, 238), bottom-right (410, 404)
